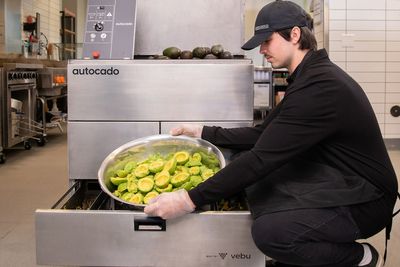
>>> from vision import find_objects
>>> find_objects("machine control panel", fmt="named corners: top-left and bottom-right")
top-left (83, 0), bottom-right (137, 59)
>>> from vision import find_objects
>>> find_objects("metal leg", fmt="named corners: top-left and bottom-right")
top-left (37, 96), bottom-right (47, 136)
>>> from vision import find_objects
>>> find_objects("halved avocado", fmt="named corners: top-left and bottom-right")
top-left (180, 181), bottom-right (193, 191)
top-left (116, 169), bottom-right (128, 178)
top-left (149, 160), bottom-right (165, 173)
top-left (176, 166), bottom-right (189, 174)
top-left (163, 158), bottom-right (177, 174)
top-left (201, 168), bottom-right (214, 180)
top-left (129, 193), bottom-right (144, 204)
top-left (192, 152), bottom-right (202, 162)
top-left (189, 166), bottom-right (200, 175)
top-left (174, 151), bottom-right (190, 165)
top-left (137, 177), bottom-right (154, 193)
top-left (190, 175), bottom-right (203, 187)
top-left (127, 179), bottom-right (138, 193)
top-left (144, 191), bottom-right (160, 204)
top-left (117, 182), bottom-right (128, 192)
top-left (155, 183), bottom-right (173, 193)
top-left (121, 192), bottom-right (134, 201)
top-left (134, 164), bottom-right (150, 178)
top-left (171, 172), bottom-right (190, 187)
top-left (110, 176), bottom-right (128, 186)
top-left (124, 161), bottom-right (137, 173)
top-left (154, 171), bottom-right (170, 188)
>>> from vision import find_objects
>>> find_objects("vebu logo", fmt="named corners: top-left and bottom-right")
top-left (219, 253), bottom-right (227, 260)
top-left (218, 252), bottom-right (251, 260)
top-left (72, 67), bottom-right (119, 75)
top-left (231, 253), bottom-right (251, 259)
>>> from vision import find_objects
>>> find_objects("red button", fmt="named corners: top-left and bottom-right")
top-left (92, 51), bottom-right (100, 59)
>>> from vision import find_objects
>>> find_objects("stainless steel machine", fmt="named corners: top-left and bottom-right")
top-left (36, 59), bottom-right (265, 267)
top-left (36, 0), bottom-right (266, 266)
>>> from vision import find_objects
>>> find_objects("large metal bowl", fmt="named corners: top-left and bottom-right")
top-left (98, 134), bottom-right (226, 210)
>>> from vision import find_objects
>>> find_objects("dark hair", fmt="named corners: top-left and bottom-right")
top-left (277, 26), bottom-right (317, 51)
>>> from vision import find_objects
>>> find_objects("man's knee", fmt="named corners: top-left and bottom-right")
top-left (251, 215), bottom-right (294, 258)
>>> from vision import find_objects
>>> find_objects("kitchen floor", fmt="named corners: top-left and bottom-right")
top-left (0, 124), bottom-right (400, 267)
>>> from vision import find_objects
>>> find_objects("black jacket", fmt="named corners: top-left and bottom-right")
top-left (188, 49), bottom-right (398, 218)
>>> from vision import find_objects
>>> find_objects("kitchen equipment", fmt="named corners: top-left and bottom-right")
top-left (98, 134), bottom-right (226, 209)
top-left (0, 64), bottom-right (45, 151)
top-left (35, 59), bottom-right (265, 267)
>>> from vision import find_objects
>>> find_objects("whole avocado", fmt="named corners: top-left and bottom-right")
top-left (180, 50), bottom-right (193, 59)
top-left (219, 51), bottom-right (233, 59)
top-left (211, 44), bottom-right (224, 57)
top-left (204, 54), bottom-right (218, 59)
top-left (203, 47), bottom-right (211, 55)
top-left (163, 47), bottom-right (181, 59)
top-left (192, 47), bottom-right (207, 59)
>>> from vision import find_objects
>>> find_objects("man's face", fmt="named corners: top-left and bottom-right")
top-left (259, 32), bottom-right (294, 69)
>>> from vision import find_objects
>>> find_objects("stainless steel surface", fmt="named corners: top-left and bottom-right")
top-left (68, 60), bottom-right (253, 121)
top-left (98, 134), bottom-right (226, 208)
top-left (36, 210), bottom-right (264, 267)
top-left (69, 121), bottom-right (160, 180)
top-left (135, 0), bottom-right (245, 56)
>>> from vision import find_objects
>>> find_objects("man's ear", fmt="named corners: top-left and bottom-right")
top-left (290, 26), bottom-right (301, 44)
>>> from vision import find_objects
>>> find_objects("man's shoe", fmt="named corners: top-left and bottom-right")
top-left (361, 243), bottom-right (383, 267)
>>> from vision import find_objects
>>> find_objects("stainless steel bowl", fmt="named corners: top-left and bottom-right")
top-left (98, 134), bottom-right (226, 209)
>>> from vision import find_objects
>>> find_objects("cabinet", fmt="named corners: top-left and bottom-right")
top-left (60, 8), bottom-right (76, 59)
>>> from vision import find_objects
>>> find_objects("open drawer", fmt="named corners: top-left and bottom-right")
top-left (35, 181), bottom-right (265, 267)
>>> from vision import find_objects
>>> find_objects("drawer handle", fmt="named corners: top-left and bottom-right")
top-left (390, 105), bottom-right (400, 117)
top-left (134, 216), bottom-right (166, 231)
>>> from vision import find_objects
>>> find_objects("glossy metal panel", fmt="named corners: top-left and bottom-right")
top-left (68, 60), bottom-right (253, 121)
top-left (36, 210), bottom-right (264, 267)
top-left (135, 0), bottom-right (245, 56)
top-left (68, 121), bottom-right (159, 180)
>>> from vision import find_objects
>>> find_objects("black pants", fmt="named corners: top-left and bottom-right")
top-left (251, 197), bottom-right (393, 267)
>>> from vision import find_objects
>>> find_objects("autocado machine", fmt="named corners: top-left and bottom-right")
top-left (35, 0), bottom-right (265, 266)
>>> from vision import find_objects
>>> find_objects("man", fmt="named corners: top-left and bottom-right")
top-left (145, 1), bottom-right (399, 266)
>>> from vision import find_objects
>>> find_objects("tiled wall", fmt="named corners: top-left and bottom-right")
top-left (22, 0), bottom-right (62, 44)
top-left (315, 0), bottom-right (400, 138)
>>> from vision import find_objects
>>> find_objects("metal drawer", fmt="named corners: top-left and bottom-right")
top-left (35, 181), bottom-right (265, 267)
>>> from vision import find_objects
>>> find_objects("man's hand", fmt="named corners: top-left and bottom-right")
top-left (169, 124), bottom-right (203, 138)
top-left (144, 189), bottom-right (196, 220)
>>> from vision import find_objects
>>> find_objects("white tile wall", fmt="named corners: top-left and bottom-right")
top-left (347, 62), bottom-right (385, 72)
top-left (21, 0), bottom-right (62, 44)
top-left (359, 82), bottom-right (385, 93)
top-left (316, 0), bottom-right (400, 138)
top-left (347, 10), bottom-right (385, 20)
top-left (347, 51), bottom-right (385, 62)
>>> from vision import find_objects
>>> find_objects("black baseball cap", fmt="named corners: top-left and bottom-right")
top-left (242, 0), bottom-right (309, 50)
